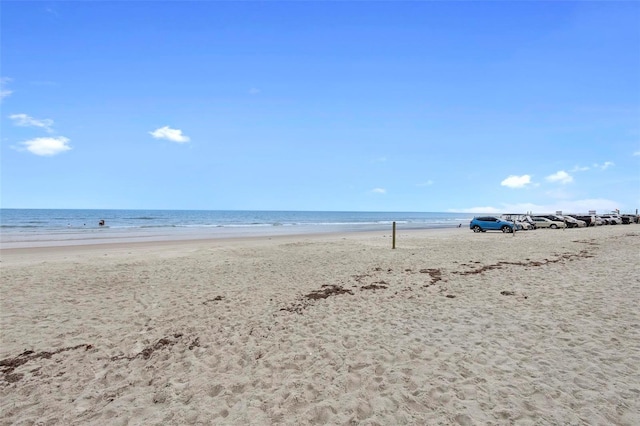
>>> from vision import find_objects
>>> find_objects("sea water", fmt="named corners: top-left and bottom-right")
top-left (0, 209), bottom-right (472, 247)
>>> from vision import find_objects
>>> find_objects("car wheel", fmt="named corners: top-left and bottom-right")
top-left (550, 224), bottom-right (557, 229)
top-left (501, 225), bottom-right (512, 233)
top-left (472, 225), bottom-right (482, 233)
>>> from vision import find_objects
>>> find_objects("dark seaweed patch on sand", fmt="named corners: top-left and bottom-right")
top-left (1, 344), bottom-right (93, 383)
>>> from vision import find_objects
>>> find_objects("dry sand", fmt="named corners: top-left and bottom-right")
top-left (1, 226), bottom-right (639, 425)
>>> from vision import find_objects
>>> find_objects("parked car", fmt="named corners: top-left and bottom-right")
top-left (562, 214), bottom-right (591, 228)
top-left (535, 214), bottom-right (584, 228)
top-left (600, 214), bottom-right (622, 225)
top-left (597, 215), bottom-right (615, 225)
top-left (515, 220), bottom-right (534, 230)
top-left (530, 217), bottom-right (567, 229)
top-left (469, 216), bottom-right (517, 233)
top-left (564, 214), bottom-right (596, 227)
top-left (536, 215), bottom-right (571, 227)
top-left (522, 215), bottom-right (538, 229)
top-left (499, 215), bottom-right (533, 230)
top-left (572, 215), bottom-right (596, 226)
top-left (559, 215), bottom-right (587, 228)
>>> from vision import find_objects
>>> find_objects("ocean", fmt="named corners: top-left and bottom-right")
top-left (0, 209), bottom-right (473, 247)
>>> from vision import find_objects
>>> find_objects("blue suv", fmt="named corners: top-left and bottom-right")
top-left (470, 216), bottom-right (516, 233)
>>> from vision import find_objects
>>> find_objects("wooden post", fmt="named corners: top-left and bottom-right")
top-left (392, 221), bottom-right (396, 249)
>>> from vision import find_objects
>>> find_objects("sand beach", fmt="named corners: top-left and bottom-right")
top-left (1, 225), bottom-right (639, 425)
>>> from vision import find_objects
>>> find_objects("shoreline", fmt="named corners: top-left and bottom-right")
top-left (0, 227), bottom-right (465, 266)
top-left (1, 224), bottom-right (637, 264)
top-left (0, 209), bottom-right (472, 248)
top-left (0, 223), bottom-right (461, 250)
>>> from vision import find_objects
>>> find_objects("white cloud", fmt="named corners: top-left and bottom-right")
top-left (452, 202), bottom-right (546, 214)
top-left (453, 206), bottom-right (502, 214)
top-left (452, 198), bottom-right (622, 215)
top-left (546, 170), bottom-right (573, 184)
top-left (593, 161), bottom-right (614, 170)
top-left (20, 136), bottom-right (71, 156)
top-left (500, 175), bottom-right (532, 188)
top-left (149, 126), bottom-right (190, 143)
top-left (570, 165), bottom-right (590, 172)
top-left (10, 113), bottom-right (54, 132)
top-left (371, 188), bottom-right (386, 194)
top-left (0, 77), bottom-right (12, 101)
top-left (248, 88), bottom-right (261, 95)
top-left (417, 180), bottom-right (434, 187)
top-left (550, 198), bottom-right (620, 214)
top-left (633, 151), bottom-right (640, 156)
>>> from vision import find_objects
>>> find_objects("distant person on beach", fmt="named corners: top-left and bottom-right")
top-left (99, 219), bottom-right (105, 226)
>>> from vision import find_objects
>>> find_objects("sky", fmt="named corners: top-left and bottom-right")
top-left (1, 1), bottom-right (639, 214)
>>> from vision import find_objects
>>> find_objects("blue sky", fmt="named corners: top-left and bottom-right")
top-left (1, 1), bottom-right (639, 214)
